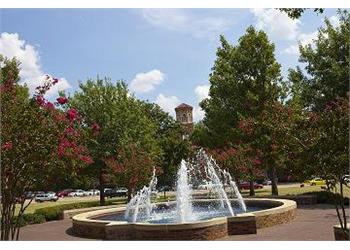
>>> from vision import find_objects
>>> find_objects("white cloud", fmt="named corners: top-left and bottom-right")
top-left (193, 84), bottom-right (210, 121)
top-left (141, 9), bottom-right (231, 39)
top-left (194, 84), bottom-right (210, 101)
top-left (284, 31), bottom-right (318, 55)
top-left (130, 69), bottom-right (165, 94)
top-left (0, 32), bottom-right (71, 98)
top-left (155, 93), bottom-right (181, 117)
top-left (193, 106), bottom-right (205, 122)
top-left (329, 15), bottom-right (340, 27)
top-left (251, 8), bottom-right (301, 41)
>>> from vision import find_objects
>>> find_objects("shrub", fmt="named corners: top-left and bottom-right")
top-left (14, 213), bottom-right (46, 227)
top-left (303, 191), bottom-right (349, 205)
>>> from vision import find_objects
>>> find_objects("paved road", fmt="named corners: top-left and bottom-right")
top-left (19, 204), bottom-right (346, 241)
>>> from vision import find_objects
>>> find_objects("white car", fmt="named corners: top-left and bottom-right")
top-left (68, 189), bottom-right (86, 197)
top-left (84, 189), bottom-right (100, 196)
top-left (35, 192), bottom-right (58, 202)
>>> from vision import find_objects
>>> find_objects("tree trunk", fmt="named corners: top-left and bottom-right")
top-left (127, 190), bottom-right (132, 202)
top-left (249, 180), bottom-right (255, 196)
top-left (271, 167), bottom-right (279, 196)
top-left (99, 171), bottom-right (105, 206)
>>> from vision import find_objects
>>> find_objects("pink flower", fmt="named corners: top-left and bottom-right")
top-left (66, 108), bottom-right (78, 121)
top-left (65, 127), bottom-right (78, 136)
top-left (2, 141), bottom-right (13, 150)
top-left (36, 95), bottom-right (45, 106)
top-left (45, 102), bottom-right (55, 109)
top-left (253, 158), bottom-right (262, 165)
top-left (58, 139), bottom-right (70, 156)
top-left (79, 155), bottom-right (94, 164)
top-left (56, 97), bottom-right (68, 105)
top-left (91, 122), bottom-right (100, 136)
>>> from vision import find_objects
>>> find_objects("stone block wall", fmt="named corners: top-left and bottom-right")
top-left (227, 216), bottom-right (257, 235)
top-left (255, 208), bottom-right (296, 229)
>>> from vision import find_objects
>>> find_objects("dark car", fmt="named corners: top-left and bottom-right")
top-left (105, 188), bottom-right (128, 198)
top-left (57, 189), bottom-right (74, 197)
top-left (239, 181), bottom-right (264, 190)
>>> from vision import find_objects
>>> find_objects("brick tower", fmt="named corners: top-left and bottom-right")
top-left (175, 103), bottom-right (193, 137)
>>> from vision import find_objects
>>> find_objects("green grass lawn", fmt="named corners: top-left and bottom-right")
top-left (18, 196), bottom-right (127, 214)
top-left (19, 195), bottom-right (176, 215)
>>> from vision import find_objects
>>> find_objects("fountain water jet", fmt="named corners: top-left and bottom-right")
top-left (124, 149), bottom-right (247, 223)
top-left (176, 160), bottom-right (194, 222)
top-left (124, 168), bottom-right (157, 222)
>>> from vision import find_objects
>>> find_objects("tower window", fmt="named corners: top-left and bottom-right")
top-left (182, 113), bottom-right (187, 123)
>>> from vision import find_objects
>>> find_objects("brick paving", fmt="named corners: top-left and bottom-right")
top-left (19, 204), bottom-right (346, 241)
top-left (223, 204), bottom-right (348, 241)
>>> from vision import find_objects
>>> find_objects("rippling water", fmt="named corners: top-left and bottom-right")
top-left (95, 203), bottom-right (263, 224)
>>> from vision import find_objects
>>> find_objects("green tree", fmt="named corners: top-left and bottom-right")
top-left (278, 8), bottom-right (324, 19)
top-left (291, 97), bottom-right (349, 237)
top-left (70, 78), bottom-right (161, 203)
top-left (200, 26), bottom-right (283, 194)
top-left (201, 26), bottom-right (282, 147)
top-left (288, 10), bottom-right (350, 111)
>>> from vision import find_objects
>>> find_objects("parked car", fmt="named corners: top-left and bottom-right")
top-left (57, 189), bottom-right (74, 197)
top-left (68, 189), bottom-right (86, 197)
top-left (263, 180), bottom-right (272, 185)
top-left (105, 188), bottom-right (128, 198)
top-left (158, 186), bottom-right (173, 192)
top-left (239, 181), bottom-right (264, 190)
top-left (23, 191), bottom-right (36, 199)
top-left (84, 189), bottom-right (100, 196)
top-left (304, 178), bottom-right (326, 186)
top-left (35, 192), bottom-right (59, 202)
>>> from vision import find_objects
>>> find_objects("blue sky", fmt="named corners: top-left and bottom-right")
top-left (0, 8), bottom-right (341, 120)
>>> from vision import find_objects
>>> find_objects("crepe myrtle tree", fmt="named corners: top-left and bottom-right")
top-left (236, 101), bottom-right (299, 196)
top-left (104, 143), bottom-right (161, 201)
top-left (210, 146), bottom-right (264, 196)
top-left (0, 57), bottom-right (92, 240)
top-left (291, 97), bottom-right (349, 238)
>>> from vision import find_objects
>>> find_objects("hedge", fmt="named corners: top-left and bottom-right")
top-left (303, 191), bottom-right (349, 205)
top-left (10, 198), bottom-right (126, 227)
top-left (14, 213), bottom-right (46, 227)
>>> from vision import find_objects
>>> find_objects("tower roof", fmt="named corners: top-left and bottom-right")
top-left (175, 103), bottom-right (193, 111)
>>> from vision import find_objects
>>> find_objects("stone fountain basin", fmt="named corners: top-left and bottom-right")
top-left (72, 198), bottom-right (296, 240)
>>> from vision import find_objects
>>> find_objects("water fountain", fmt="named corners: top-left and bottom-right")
top-left (72, 148), bottom-right (297, 240)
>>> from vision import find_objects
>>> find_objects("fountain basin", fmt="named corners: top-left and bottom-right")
top-left (72, 198), bottom-right (296, 240)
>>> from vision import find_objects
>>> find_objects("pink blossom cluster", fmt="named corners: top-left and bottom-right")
top-left (1, 141), bottom-right (13, 150)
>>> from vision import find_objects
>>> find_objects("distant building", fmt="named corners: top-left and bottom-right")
top-left (175, 103), bottom-right (193, 138)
